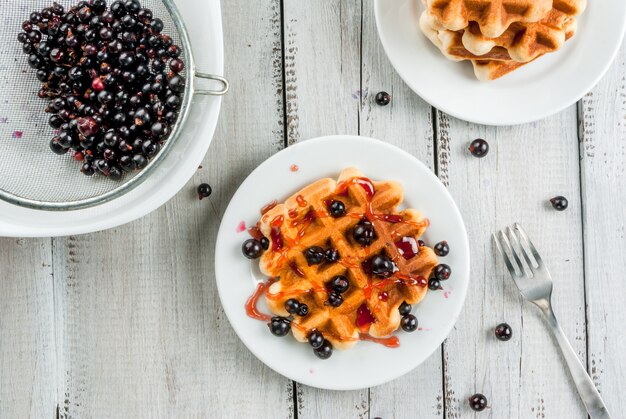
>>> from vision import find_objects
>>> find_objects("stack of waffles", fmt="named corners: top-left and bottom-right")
top-left (418, 0), bottom-right (587, 80)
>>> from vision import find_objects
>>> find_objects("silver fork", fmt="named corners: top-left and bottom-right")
top-left (493, 223), bottom-right (611, 419)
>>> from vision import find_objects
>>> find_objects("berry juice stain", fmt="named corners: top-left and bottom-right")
top-left (236, 221), bottom-right (246, 233)
top-left (290, 164), bottom-right (299, 172)
top-left (12, 131), bottom-right (23, 139)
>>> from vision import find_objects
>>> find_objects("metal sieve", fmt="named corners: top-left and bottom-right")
top-left (0, 0), bottom-right (228, 211)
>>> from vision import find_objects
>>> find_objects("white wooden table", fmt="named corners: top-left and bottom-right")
top-left (1, 1), bottom-right (625, 418)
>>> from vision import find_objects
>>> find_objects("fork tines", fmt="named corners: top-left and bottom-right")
top-left (492, 223), bottom-right (543, 279)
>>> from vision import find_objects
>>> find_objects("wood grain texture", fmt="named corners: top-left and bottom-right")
top-left (579, 42), bottom-right (626, 416)
top-left (0, 238), bottom-right (56, 418)
top-left (437, 110), bottom-right (588, 418)
top-left (361, 1), bottom-right (444, 418)
top-left (51, 1), bottom-right (292, 418)
top-left (1, 0), bottom-right (625, 417)
top-left (282, 1), bottom-right (369, 417)
top-left (283, 0), bottom-right (361, 146)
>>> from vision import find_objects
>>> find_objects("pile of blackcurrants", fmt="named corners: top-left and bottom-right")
top-left (17, 0), bottom-right (185, 179)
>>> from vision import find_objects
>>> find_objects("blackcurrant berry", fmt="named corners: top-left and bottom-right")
top-left (308, 330), bottom-right (324, 349)
top-left (434, 241), bottom-right (450, 256)
top-left (304, 246), bottom-right (325, 266)
top-left (375, 91), bottom-right (391, 106)
top-left (494, 323), bottom-right (513, 341)
top-left (327, 200), bottom-right (346, 217)
top-left (400, 314), bottom-right (418, 332)
top-left (242, 239), bottom-right (263, 259)
top-left (398, 301), bottom-right (411, 316)
top-left (197, 183), bottom-right (212, 200)
top-left (268, 316), bottom-right (290, 337)
top-left (550, 196), bottom-right (568, 211)
top-left (313, 339), bottom-right (333, 359)
top-left (468, 394), bottom-right (488, 412)
top-left (469, 139), bottom-right (489, 158)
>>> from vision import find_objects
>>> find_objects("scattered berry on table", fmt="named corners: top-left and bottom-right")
top-left (550, 196), bottom-right (568, 211)
top-left (433, 264), bottom-right (451, 281)
top-left (313, 339), bottom-right (333, 359)
top-left (468, 393), bottom-right (488, 412)
top-left (197, 183), bottom-right (212, 200)
top-left (434, 241), bottom-right (450, 256)
top-left (308, 330), bottom-right (324, 348)
top-left (268, 316), bottom-right (291, 337)
top-left (468, 139), bottom-right (489, 158)
top-left (398, 301), bottom-right (412, 316)
top-left (494, 323), bottom-right (513, 341)
top-left (242, 239), bottom-right (263, 259)
top-left (375, 91), bottom-right (391, 106)
top-left (400, 314), bottom-right (418, 332)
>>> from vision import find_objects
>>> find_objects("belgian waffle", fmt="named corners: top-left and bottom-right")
top-left (419, 0), bottom-right (582, 80)
top-left (424, 0), bottom-right (552, 38)
top-left (421, 7), bottom-right (580, 63)
top-left (257, 168), bottom-right (438, 349)
top-left (460, 0), bottom-right (584, 62)
top-left (470, 58), bottom-right (533, 81)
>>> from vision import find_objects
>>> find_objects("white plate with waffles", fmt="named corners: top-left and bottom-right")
top-left (374, 0), bottom-right (626, 126)
top-left (215, 135), bottom-right (470, 390)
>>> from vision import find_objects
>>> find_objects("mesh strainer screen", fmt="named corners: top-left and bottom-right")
top-left (0, 0), bottom-right (190, 208)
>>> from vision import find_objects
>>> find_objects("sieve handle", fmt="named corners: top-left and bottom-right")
top-left (194, 72), bottom-right (229, 95)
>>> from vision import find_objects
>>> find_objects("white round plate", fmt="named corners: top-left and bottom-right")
top-left (215, 135), bottom-right (470, 390)
top-left (374, 0), bottom-right (626, 126)
top-left (0, 0), bottom-right (223, 237)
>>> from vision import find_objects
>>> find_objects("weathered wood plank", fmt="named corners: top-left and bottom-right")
top-left (579, 42), bottom-right (626, 416)
top-left (282, 0), bottom-right (369, 417)
top-left (284, 1), bottom-right (442, 417)
top-left (0, 238), bottom-right (56, 418)
top-left (361, 1), bottom-right (444, 418)
top-left (283, 0), bottom-right (361, 146)
top-left (51, 1), bottom-right (292, 417)
top-left (437, 110), bottom-right (587, 418)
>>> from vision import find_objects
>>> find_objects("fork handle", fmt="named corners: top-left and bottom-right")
top-left (543, 308), bottom-right (612, 419)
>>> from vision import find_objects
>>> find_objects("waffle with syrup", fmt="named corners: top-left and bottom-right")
top-left (258, 168), bottom-right (438, 349)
